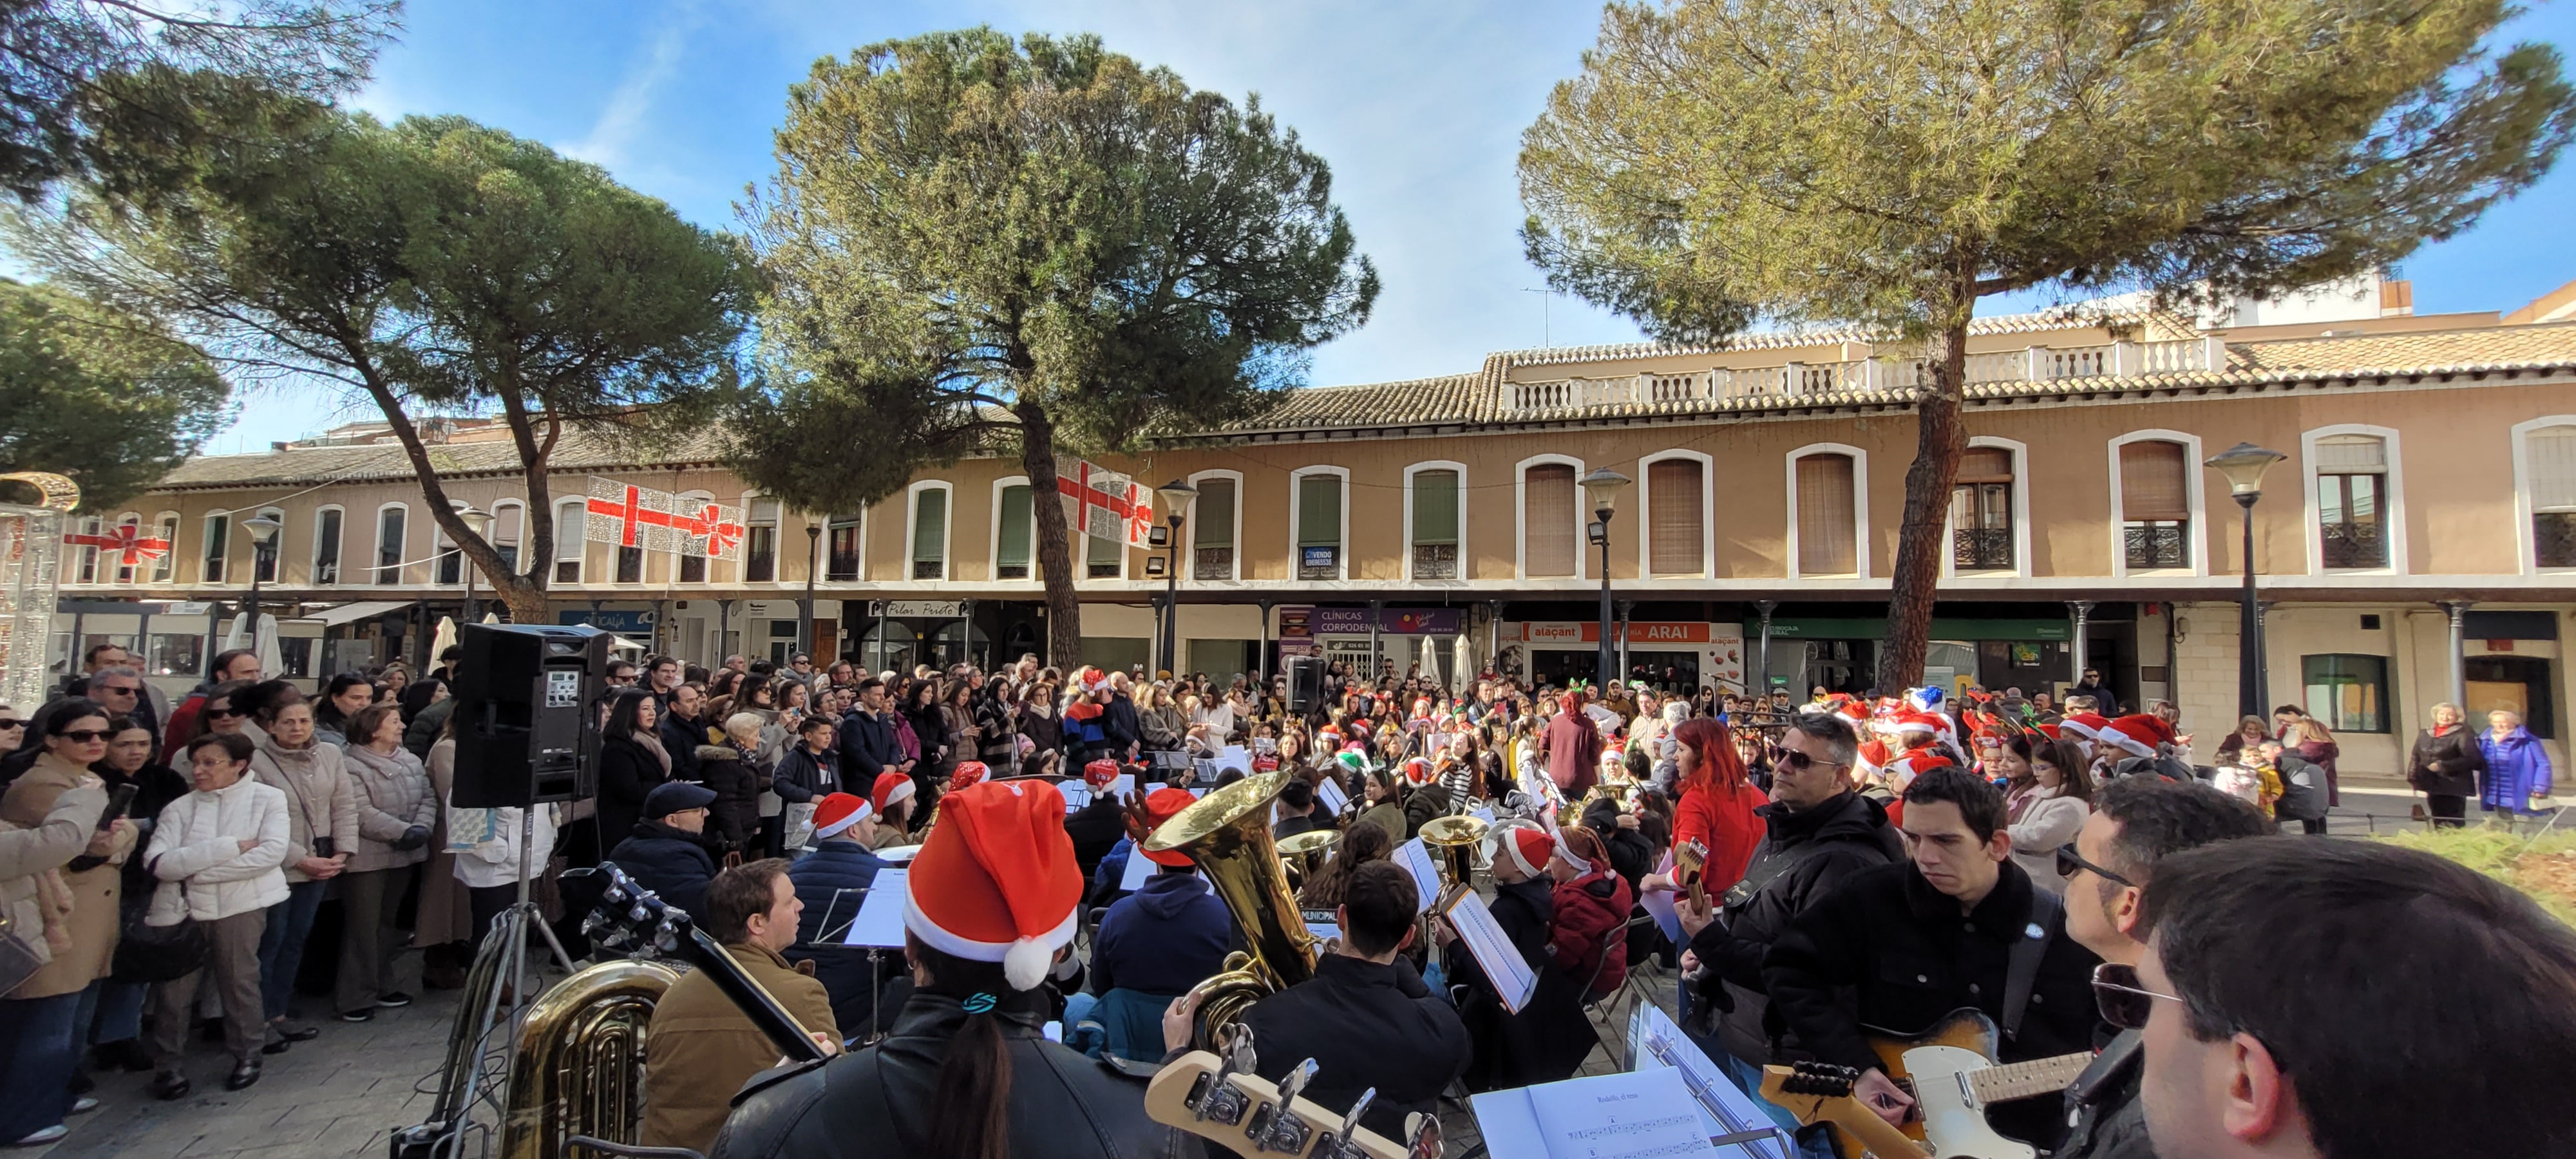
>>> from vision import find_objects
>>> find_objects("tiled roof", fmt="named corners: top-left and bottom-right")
top-left (2233, 322), bottom-right (2576, 373)
top-left (155, 428), bottom-right (728, 488)
top-left (1473, 303), bottom-right (2176, 368)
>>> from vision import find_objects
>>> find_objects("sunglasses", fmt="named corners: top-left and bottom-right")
top-left (2092, 963), bottom-right (2186, 1030)
top-left (0, 719), bottom-right (23, 730)
top-left (1767, 745), bottom-right (1844, 773)
top-left (205, 706), bottom-right (245, 719)
top-left (55, 729), bottom-right (113, 743)
top-left (96, 684), bottom-right (139, 695)
top-left (2055, 842), bottom-right (2136, 889)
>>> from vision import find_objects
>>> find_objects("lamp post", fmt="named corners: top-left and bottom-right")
top-left (242, 513), bottom-right (283, 652)
top-left (1154, 479), bottom-right (1197, 678)
top-left (2205, 442), bottom-right (2286, 720)
top-left (453, 505), bottom-right (494, 624)
top-left (801, 523), bottom-right (822, 659)
top-left (1580, 467), bottom-right (1631, 688)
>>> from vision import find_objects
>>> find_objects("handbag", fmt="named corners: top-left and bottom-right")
top-left (0, 909), bottom-right (46, 997)
top-left (113, 895), bottom-right (209, 984)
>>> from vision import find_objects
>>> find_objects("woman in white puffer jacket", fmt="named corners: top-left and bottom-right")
top-left (142, 732), bottom-right (289, 1098)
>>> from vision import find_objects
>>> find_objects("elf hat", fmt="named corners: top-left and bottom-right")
top-left (1497, 822), bottom-right (1552, 878)
top-left (2102, 713), bottom-right (2176, 759)
top-left (813, 792), bottom-right (871, 838)
top-left (1083, 759), bottom-right (1121, 788)
top-left (871, 771), bottom-right (916, 816)
top-left (1137, 787), bottom-right (1202, 867)
top-left (901, 778), bottom-right (1083, 992)
top-left (949, 761), bottom-right (990, 792)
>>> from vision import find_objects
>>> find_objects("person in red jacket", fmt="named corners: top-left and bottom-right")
top-left (1537, 691), bottom-right (1604, 798)
top-left (1653, 717), bottom-right (1768, 898)
top-left (1544, 824), bottom-right (1633, 1001)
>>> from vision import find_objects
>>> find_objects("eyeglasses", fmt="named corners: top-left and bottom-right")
top-left (55, 729), bottom-right (113, 742)
top-left (2092, 963), bottom-right (2186, 1030)
top-left (1767, 745), bottom-right (1844, 773)
top-left (2055, 842), bottom-right (2136, 889)
top-left (205, 706), bottom-right (245, 719)
top-left (0, 719), bottom-right (23, 730)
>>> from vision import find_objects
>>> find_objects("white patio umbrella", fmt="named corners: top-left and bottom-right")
top-left (430, 616), bottom-right (459, 665)
top-left (1454, 634), bottom-right (1473, 688)
top-left (1421, 634), bottom-right (1441, 692)
top-left (221, 612), bottom-right (284, 679)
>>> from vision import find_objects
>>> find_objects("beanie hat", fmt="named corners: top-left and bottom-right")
top-left (949, 761), bottom-right (990, 792)
top-left (813, 792), bottom-right (871, 838)
top-left (1083, 758), bottom-right (1121, 788)
top-left (2102, 713), bottom-right (2177, 759)
top-left (1497, 822), bottom-right (1552, 878)
top-left (902, 778), bottom-right (1083, 992)
top-left (871, 771), bottom-right (916, 816)
top-left (1137, 787), bottom-right (1202, 867)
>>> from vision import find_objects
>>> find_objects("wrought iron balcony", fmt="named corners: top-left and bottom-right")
top-left (1953, 527), bottom-right (2014, 570)
top-left (2320, 520), bottom-right (2387, 569)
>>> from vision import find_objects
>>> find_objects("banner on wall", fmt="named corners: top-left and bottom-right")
top-left (584, 477), bottom-right (746, 560)
top-left (1057, 460), bottom-right (1153, 550)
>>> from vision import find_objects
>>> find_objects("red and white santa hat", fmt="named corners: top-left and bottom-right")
top-left (2060, 711), bottom-right (2112, 742)
top-left (1137, 787), bottom-right (1201, 868)
top-left (1885, 748), bottom-right (1955, 791)
top-left (1888, 710), bottom-right (1945, 739)
top-left (871, 771), bottom-right (916, 816)
top-left (1082, 758), bottom-right (1121, 788)
top-left (1401, 756), bottom-right (1435, 786)
top-left (902, 778), bottom-right (1083, 991)
top-left (813, 792), bottom-right (871, 838)
top-left (1495, 822), bottom-right (1553, 878)
top-left (949, 761), bottom-right (990, 792)
top-left (2101, 713), bottom-right (2177, 759)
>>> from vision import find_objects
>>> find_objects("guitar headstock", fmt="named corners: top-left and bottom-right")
top-left (1144, 1039), bottom-right (1420, 1159)
top-left (574, 863), bottom-right (697, 957)
top-left (1759, 1062), bottom-right (1930, 1159)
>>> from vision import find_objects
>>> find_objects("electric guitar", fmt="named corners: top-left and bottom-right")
top-left (1773, 1008), bottom-right (2094, 1159)
top-left (573, 863), bottom-right (833, 1066)
top-left (1142, 1026), bottom-right (1438, 1159)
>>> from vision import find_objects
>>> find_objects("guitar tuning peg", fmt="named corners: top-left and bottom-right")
top-left (1274, 1058), bottom-right (1319, 1111)
top-left (1217, 1022), bottom-right (1258, 1076)
top-left (1338, 1088), bottom-right (1377, 1143)
top-left (1404, 1111), bottom-right (1442, 1159)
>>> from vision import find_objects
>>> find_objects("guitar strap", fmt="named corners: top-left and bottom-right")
top-left (2002, 886), bottom-right (2062, 1041)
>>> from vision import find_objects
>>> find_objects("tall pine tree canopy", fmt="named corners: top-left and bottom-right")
top-left (0, 277), bottom-right (227, 508)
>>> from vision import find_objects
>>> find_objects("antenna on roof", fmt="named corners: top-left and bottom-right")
top-left (1520, 287), bottom-right (1555, 348)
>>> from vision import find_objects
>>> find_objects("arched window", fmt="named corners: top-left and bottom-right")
top-left (1793, 453), bottom-right (1855, 580)
top-left (311, 506), bottom-right (345, 585)
top-left (554, 498), bottom-right (587, 584)
top-left (374, 504), bottom-right (407, 586)
top-left (1520, 460), bottom-right (1580, 579)
top-left (1643, 453), bottom-right (1710, 578)
top-left (2116, 438), bottom-right (2192, 572)
top-left (1406, 464), bottom-right (1464, 581)
top-left (2521, 419), bottom-right (2576, 570)
top-left (491, 501), bottom-right (524, 574)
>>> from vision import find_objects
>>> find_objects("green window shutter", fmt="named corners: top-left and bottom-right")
top-left (1193, 478), bottom-right (1236, 548)
top-left (997, 485), bottom-right (1033, 569)
top-left (1413, 470), bottom-right (1459, 545)
top-left (912, 489), bottom-right (947, 561)
top-left (1298, 475), bottom-right (1341, 547)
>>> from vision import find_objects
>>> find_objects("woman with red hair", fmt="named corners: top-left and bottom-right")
top-left (1650, 717), bottom-right (1768, 897)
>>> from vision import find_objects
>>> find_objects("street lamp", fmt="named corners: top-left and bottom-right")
top-left (453, 505), bottom-right (493, 624)
top-left (800, 523), bottom-right (822, 659)
top-left (2205, 441), bottom-right (2286, 720)
top-left (242, 513), bottom-right (283, 654)
top-left (1579, 467), bottom-right (1631, 689)
top-left (1153, 478), bottom-right (1197, 677)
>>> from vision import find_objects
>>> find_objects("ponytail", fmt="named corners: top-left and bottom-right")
top-left (910, 936), bottom-right (1016, 1159)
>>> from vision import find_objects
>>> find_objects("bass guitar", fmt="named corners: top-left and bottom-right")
top-left (573, 863), bottom-right (833, 1065)
top-left (1142, 1025), bottom-right (1439, 1159)
top-left (1777, 1008), bottom-right (2092, 1159)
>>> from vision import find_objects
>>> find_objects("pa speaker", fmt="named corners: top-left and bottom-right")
top-left (450, 623), bottom-right (609, 809)
top-left (1285, 655), bottom-right (1323, 715)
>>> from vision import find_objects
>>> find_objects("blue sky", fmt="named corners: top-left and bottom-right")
top-left (202, 0), bottom-right (2576, 453)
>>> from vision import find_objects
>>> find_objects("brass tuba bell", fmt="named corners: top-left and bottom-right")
top-left (1144, 771), bottom-right (1318, 1048)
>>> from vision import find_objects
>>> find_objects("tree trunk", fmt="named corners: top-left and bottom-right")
top-left (1877, 288), bottom-right (1975, 692)
top-left (1018, 402), bottom-right (1084, 668)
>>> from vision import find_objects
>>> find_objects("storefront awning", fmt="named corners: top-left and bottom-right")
top-left (308, 601), bottom-right (417, 628)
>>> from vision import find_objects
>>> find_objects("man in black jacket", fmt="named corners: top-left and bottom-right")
top-left (1168, 860), bottom-right (1470, 1144)
top-left (609, 782), bottom-right (721, 928)
top-left (2054, 777), bottom-right (2270, 1159)
top-left (1442, 823), bottom-right (1560, 1090)
top-left (658, 683), bottom-right (708, 784)
top-left (1680, 708), bottom-right (1904, 1133)
top-left (1101, 674), bottom-right (1144, 762)
top-left (1763, 766), bottom-right (2102, 1150)
top-left (835, 678), bottom-right (904, 785)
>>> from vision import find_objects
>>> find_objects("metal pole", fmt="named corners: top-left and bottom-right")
top-left (2068, 600), bottom-right (2094, 690)
top-left (2442, 601), bottom-right (2472, 708)
top-left (1616, 598), bottom-right (1634, 684)
top-left (1756, 600), bottom-right (1777, 699)
top-left (2235, 492), bottom-right (2262, 720)
top-left (1257, 599), bottom-right (1274, 686)
top-left (800, 525), bottom-right (820, 658)
top-left (1596, 516), bottom-right (1615, 688)
top-left (245, 550), bottom-right (265, 662)
top-left (1368, 599), bottom-right (1383, 683)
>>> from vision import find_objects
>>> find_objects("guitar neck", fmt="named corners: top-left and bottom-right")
top-left (1967, 1051), bottom-right (2092, 1105)
top-left (682, 928), bottom-right (831, 1064)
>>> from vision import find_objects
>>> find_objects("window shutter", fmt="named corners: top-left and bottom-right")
top-left (1796, 455), bottom-right (1857, 574)
top-left (2314, 435), bottom-right (2386, 473)
top-left (1647, 458), bottom-right (1705, 575)
top-left (1298, 476), bottom-right (1341, 547)
top-left (1192, 478), bottom-right (1236, 547)
top-left (997, 485), bottom-right (1034, 569)
top-left (912, 489), bottom-right (947, 562)
top-left (1413, 470), bottom-right (1460, 545)
top-left (1956, 447), bottom-right (2013, 484)
top-left (2119, 442), bottom-right (2190, 521)
top-left (1524, 464), bottom-right (1577, 577)
top-left (2529, 428), bottom-right (2576, 511)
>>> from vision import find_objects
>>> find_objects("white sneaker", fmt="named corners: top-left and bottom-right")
top-left (7, 1125), bottom-right (68, 1147)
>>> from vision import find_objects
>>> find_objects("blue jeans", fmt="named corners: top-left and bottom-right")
top-left (73, 977), bottom-right (149, 1046)
top-left (257, 879), bottom-right (328, 1021)
top-left (0, 992), bottom-right (84, 1140)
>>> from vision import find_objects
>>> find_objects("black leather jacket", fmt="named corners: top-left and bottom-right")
top-left (712, 992), bottom-right (1187, 1159)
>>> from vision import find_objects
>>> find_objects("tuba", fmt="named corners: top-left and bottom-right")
top-left (1145, 771), bottom-right (1318, 1048)
top-left (496, 959), bottom-right (681, 1159)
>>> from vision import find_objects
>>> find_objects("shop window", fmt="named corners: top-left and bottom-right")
top-left (1191, 477), bottom-right (1235, 580)
top-left (2316, 435), bottom-right (2388, 569)
top-left (1296, 473), bottom-right (1343, 580)
top-left (2119, 440), bottom-right (2190, 569)
top-left (1794, 453), bottom-right (1857, 576)
top-left (996, 485), bottom-right (1034, 580)
top-left (744, 497), bottom-right (779, 582)
top-left (1646, 458), bottom-right (1705, 576)
top-left (553, 498), bottom-right (585, 584)
top-left (1951, 447), bottom-right (2013, 572)
top-left (1410, 468), bottom-right (1460, 580)
top-left (1523, 463), bottom-right (1577, 578)
top-left (312, 507), bottom-right (343, 585)
top-left (2301, 654), bottom-right (2388, 733)
top-left (2528, 424), bottom-right (2576, 568)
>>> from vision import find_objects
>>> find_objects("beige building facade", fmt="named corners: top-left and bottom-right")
top-left (47, 274), bottom-right (2576, 779)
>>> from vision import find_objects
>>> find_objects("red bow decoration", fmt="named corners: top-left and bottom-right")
top-left (67, 523), bottom-right (171, 567)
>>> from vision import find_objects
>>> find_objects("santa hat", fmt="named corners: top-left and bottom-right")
top-left (902, 778), bottom-right (1083, 991)
top-left (2060, 711), bottom-right (2111, 742)
top-left (1136, 787), bottom-right (1202, 867)
top-left (1496, 823), bottom-right (1552, 878)
top-left (1083, 759), bottom-right (1121, 788)
top-left (871, 771), bottom-right (916, 816)
top-left (1855, 737), bottom-right (1891, 783)
top-left (2034, 721), bottom-right (2063, 740)
top-left (1907, 686), bottom-right (1946, 715)
top-left (1401, 756), bottom-right (1434, 786)
top-left (949, 761), bottom-right (990, 792)
top-left (1885, 748), bottom-right (1955, 791)
top-left (813, 792), bottom-right (871, 838)
top-left (2101, 714), bottom-right (2177, 759)
top-left (1335, 748), bottom-right (1372, 777)
top-left (1888, 710), bottom-right (1944, 740)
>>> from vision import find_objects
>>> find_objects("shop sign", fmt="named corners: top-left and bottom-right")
top-left (1759, 617), bottom-right (2071, 641)
top-left (1276, 637), bottom-right (1317, 656)
top-left (884, 601), bottom-right (965, 618)
top-left (1504, 621), bottom-right (1714, 644)
top-left (1308, 606), bottom-right (1464, 636)
top-left (558, 609), bottom-right (654, 634)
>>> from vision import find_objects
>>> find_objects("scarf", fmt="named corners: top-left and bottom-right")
top-left (632, 729), bottom-right (672, 775)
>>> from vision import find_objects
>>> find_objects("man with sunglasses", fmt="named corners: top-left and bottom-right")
top-left (2053, 777), bottom-right (2271, 1159)
top-left (1763, 766), bottom-right (2103, 1149)
top-left (2128, 838), bottom-right (2576, 1159)
top-left (1675, 710), bottom-right (1902, 1156)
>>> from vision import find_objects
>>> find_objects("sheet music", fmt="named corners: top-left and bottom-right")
top-left (1526, 1068), bottom-right (1710, 1159)
top-left (1119, 845), bottom-right (1158, 892)
top-left (1217, 745), bottom-right (1250, 774)
top-left (1061, 774), bottom-right (1137, 811)
top-left (1441, 889), bottom-right (1538, 1013)
top-left (1316, 776), bottom-right (1349, 816)
top-left (842, 868), bottom-right (909, 948)
top-left (1628, 1002), bottom-right (1793, 1159)
top-left (812, 887), bottom-right (867, 945)
top-left (1640, 887), bottom-right (1685, 944)
top-left (874, 843), bottom-right (922, 863)
top-left (1392, 838), bottom-right (1443, 915)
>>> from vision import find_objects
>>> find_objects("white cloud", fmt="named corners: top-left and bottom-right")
top-left (563, 0), bottom-right (710, 172)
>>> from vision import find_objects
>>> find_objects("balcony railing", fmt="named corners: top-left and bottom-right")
top-left (1193, 545), bottom-right (1233, 580)
top-left (2125, 522), bottom-right (2189, 570)
top-left (1499, 337), bottom-right (2226, 413)
top-left (1954, 527), bottom-right (2014, 571)
top-left (2535, 513), bottom-right (2576, 569)
top-left (1412, 543), bottom-right (1459, 580)
top-left (2320, 520), bottom-right (2387, 569)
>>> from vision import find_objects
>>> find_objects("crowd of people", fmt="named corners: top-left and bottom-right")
top-left (0, 640), bottom-right (2568, 1158)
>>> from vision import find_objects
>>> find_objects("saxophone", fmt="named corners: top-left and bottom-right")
top-left (1143, 770), bottom-right (1318, 1048)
